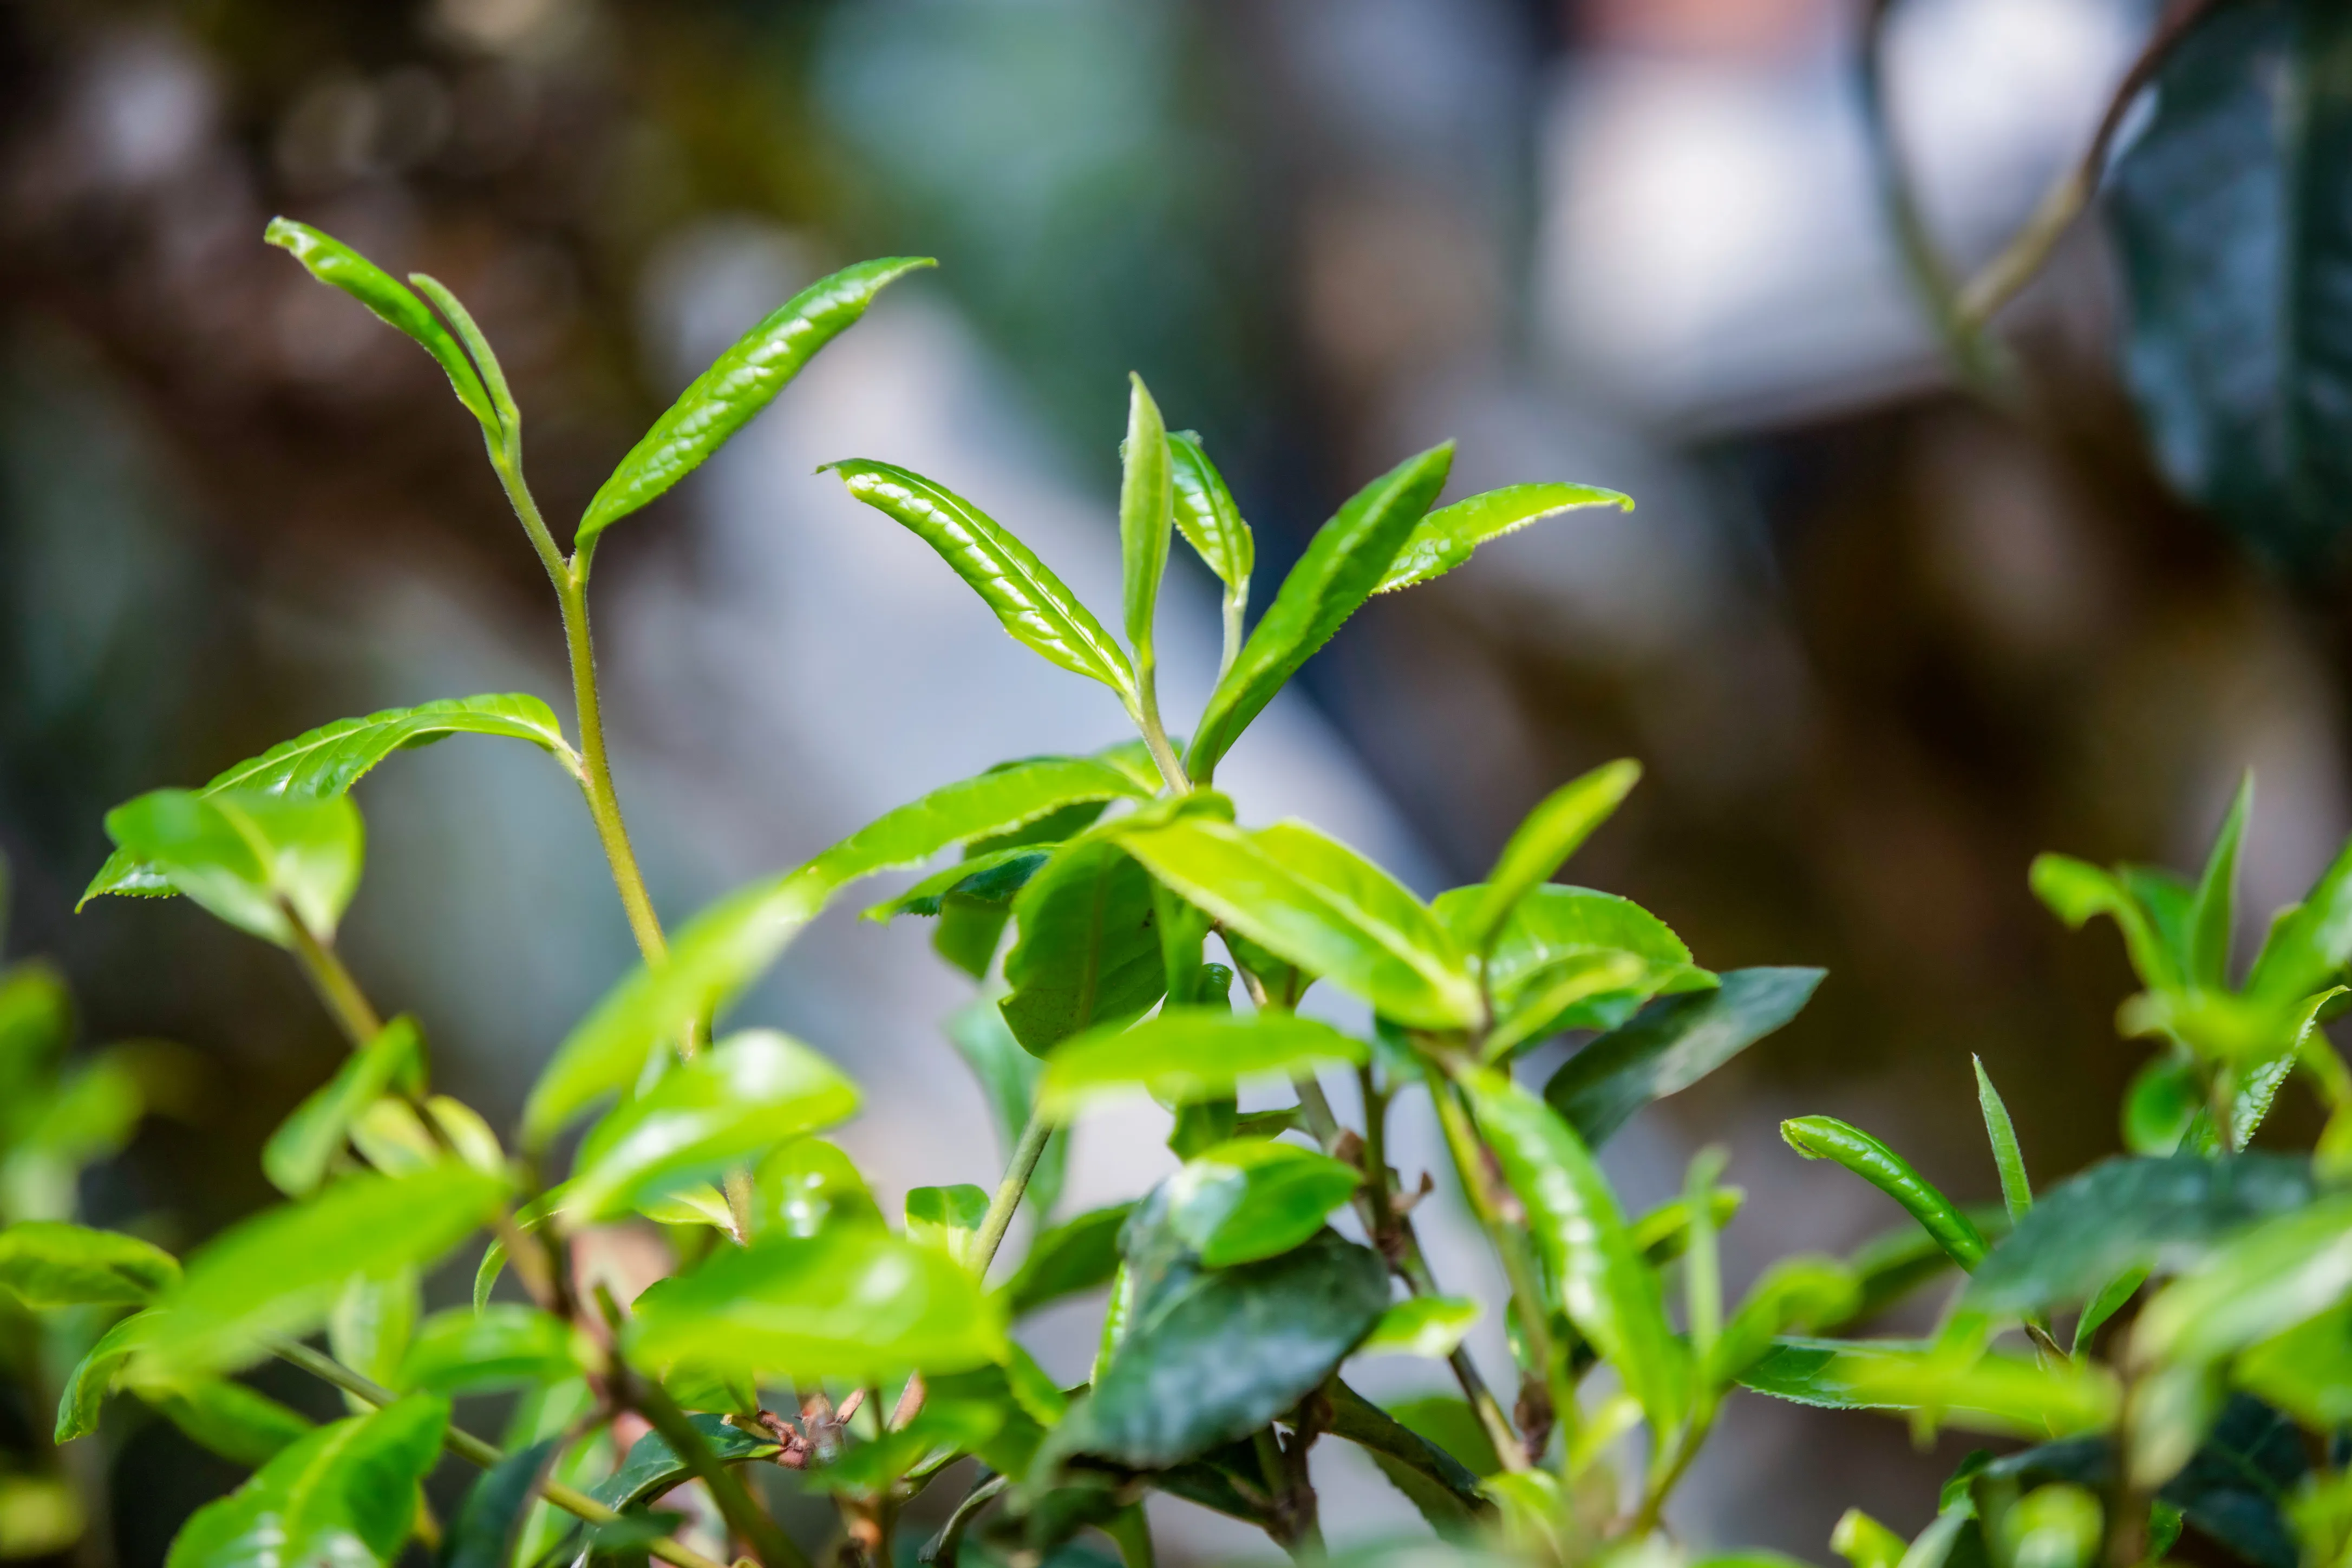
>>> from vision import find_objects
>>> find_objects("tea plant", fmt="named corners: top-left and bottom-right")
top-left (10, 215), bottom-right (2352, 1568)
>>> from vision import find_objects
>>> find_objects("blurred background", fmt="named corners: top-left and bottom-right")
top-left (1, 0), bottom-right (2339, 1560)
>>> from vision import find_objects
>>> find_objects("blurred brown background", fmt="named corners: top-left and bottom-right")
top-left (1, 0), bottom-right (2337, 1560)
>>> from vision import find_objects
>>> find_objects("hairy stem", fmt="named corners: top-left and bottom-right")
top-left (1130, 685), bottom-right (1191, 795)
top-left (270, 1340), bottom-right (731, 1568)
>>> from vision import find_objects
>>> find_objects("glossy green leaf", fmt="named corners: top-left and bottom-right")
top-left (440, 1438), bottom-right (558, 1568)
top-left (862, 846), bottom-right (1049, 924)
top-left (55, 1311), bottom-right (148, 1441)
top-left (999, 839), bottom-right (1165, 1056)
top-left (1462, 1068), bottom-right (1684, 1433)
top-left (148, 1380), bottom-right (314, 1468)
top-left (906, 1184), bottom-right (991, 1268)
top-left (566, 1029), bottom-right (857, 1221)
top-left (1187, 443), bottom-right (1454, 779)
top-left (265, 219), bottom-right (496, 435)
top-left (1116, 815), bottom-right (1479, 1029)
top-left (1736, 1338), bottom-right (2120, 1436)
top-left (0, 1221), bottom-right (179, 1308)
top-left (1360, 1295), bottom-right (1482, 1359)
top-left (1972, 1057), bottom-right (2033, 1225)
top-left (1039, 1007), bottom-right (1367, 1116)
top-left (2244, 834), bottom-right (2352, 1006)
top-left (1004, 1202), bottom-right (1134, 1317)
top-left (264, 1016), bottom-right (427, 1198)
top-left (83, 697), bottom-right (573, 905)
top-left (1325, 1379), bottom-right (1491, 1536)
top-left (1964, 1154), bottom-right (2314, 1317)
top-left (400, 1306), bottom-right (586, 1394)
top-left (164, 1393), bottom-right (449, 1568)
top-left (1376, 481), bottom-right (1632, 593)
top-left (1119, 374), bottom-right (1173, 675)
top-left (1160, 1140), bottom-right (1361, 1268)
top-left (1167, 433), bottom-right (1253, 594)
top-left (1462, 761), bottom-right (1642, 950)
top-left (100, 790), bottom-right (363, 947)
top-left (2108, 0), bottom-right (2352, 570)
top-left (134, 1164), bottom-right (508, 1380)
top-left (825, 460), bottom-right (1136, 701)
top-left (1454, 883), bottom-right (1714, 1050)
top-left (1037, 1230), bottom-right (1388, 1471)
top-left (2135, 1192), bottom-right (2352, 1367)
top-left (626, 1226), bottom-right (1007, 1384)
top-left (1783, 1115), bottom-right (1988, 1270)
top-left (2030, 853), bottom-right (2182, 991)
top-left (586, 1414), bottom-right (781, 1513)
top-left (522, 869), bottom-right (831, 1147)
top-left (821, 756), bottom-right (1148, 898)
top-left (1546, 968), bottom-right (1823, 1147)
top-left (748, 1138), bottom-right (884, 1239)
top-left (2191, 772), bottom-right (2256, 988)
top-left (577, 257), bottom-right (933, 561)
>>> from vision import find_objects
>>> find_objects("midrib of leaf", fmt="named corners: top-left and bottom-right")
top-left (899, 478), bottom-right (1128, 692)
top-left (205, 704), bottom-right (570, 794)
top-left (1075, 857), bottom-right (1115, 1027)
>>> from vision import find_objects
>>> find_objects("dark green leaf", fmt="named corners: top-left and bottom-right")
top-left (1004, 1203), bottom-right (1133, 1317)
top-left (1167, 433), bottom-right (1252, 596)
top-left (863, 847), bottom-right (1050, 923)
top-left (577, 258), bottom-right (933, 561)
top-left (1736, 1338), bottom-right (2120, 1436)
top-left (1964, 1154), bottom-right (2315, 1317)
top-left (2108, 0), bottom-right (2352, 570)
top-left (1119, 375), bottom-right (1173, 672)
top-left (0, 1221), bottom-right (179, 1308)
top-left (164, 1394), bottom-right (449, 1568)
top-left (147, 1380), bottom-right (313, 1468)
top-left (264, 1016), bottom-right (426, 1198)
top-left (1115, 816), bottom-right (1479, 1029)
top-left (1783, 1115), bottom-right (1988, 1270)
top-left (586, 1415), bottom-right (781, 1513)
top-left (100, 790), bottom-right (363, 947)
top-left (1546, 968), bottom-right (1823, 1147)
top-left (1039, 1007), bottom-right (1367, 1116)
top-left (83, 697), bottom-right (573, 905)
top-left (1159, 1140), bottom-right (1361, 1268)
top-left (1037, 1230), bottom-right (1387, 1470)
top-left (824, 460), bottom-right (1136, 702)
top-left (1324, 1379), bottom-right (1491, 1537)
top-left (134, 1164), bottom-right (509, 1379)
top-left (265, 220), bottom-right (496, 435)
top-left (1461, 761), bottom-right (1642, 950)
top-left (566, 1029), bottom-right (857, 1221)
top-left (2192, 773), bottom-right (2256, 988)
top-left (1375, 482), bottom-right (1633, 594)
top-left (626, 1227), bottom-right (1006, 1384)
top-left (1463, 1068), bottom-right (1684, 1433)
top-left (1186, 443), bottom-right (1454, 780)
top-left (440, 1439), bottom-right (559, 1568)
top-left (400, 1306), bottom-right (585, 1394)
top-left (999, 840), bottom-right (1164, 1056)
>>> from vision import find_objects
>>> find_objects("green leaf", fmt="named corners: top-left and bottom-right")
top-left (1706, 1257), bottom-right (1860, 1388)
top-left (2236, 1303), bottom-right (2352, 1430)
top-left (2191, 772), bottom-right (2255, 988)
top-left (1831, 1509), bottom-right (1908, 1568)
top-left (1115, 815), bottom-right (1480, 1030)
top-left (264, 1016), bottom-right (427, 1197)
top-left (576, 257), bottom-right (934, 563)
top-left (748, 1138), bottom-right (884, 1239)
top-left (566, 1029), bottom-right (857, 1221)
top-left (2245, 834), bottom-right (2352, 1006)
top-left (1461, 1068), bottom-right (1684, 1434)
top-left (1324, 1379), bottom-right (1491, 1537)
top-left (440, 1438), bottom-right (559, 1568)
top-left (133, 1164), bottom-right (509, 1380)
top-left (400, 1306), bottom-right (586, 1394)
top-left (818, 755), bottom-right (1152, 897)
top-left (863, 847), bottom-right (1050, 924)
top-left (265, 219), bottom-right (496, 436)
top-left (0, 1221), bottom-right (179, 1308)
top-left (943, 1001), bottom-right (1064, 1222)
top-left (148, 1380), bottom-right (315, 1468)
top-left (586, 1414), bottom-right (781, 1513)
top-left (1461, 761), bottom-right (1642, 951)
top-left (2135, 1192), bottom-right (2352, 1367)
top-left (331, 1270), bottom-right (419, 1404)
top-left (824, 460), bottom-right (1136, 702)
top-left (1782, 1115), bottom-right (1988, 1271)
top-left (2030, 853), bottom-right (2184, 991)
top-left (1972, 1057), bottom-right (2033, 1225)
top-left (906, 1184), bottom-right (991, 1268)
top-left (1039, 1007), bottom-right (1368, 1117)
top-left (1159, 1140), bottom-right (1362, 1268)
top-left (1385, 1394), bottom-right (1501, 1479)
top-left (1452, 884), bottom-right (1714, 1050)
top-left (165, 1393), bottom-right (449, 1568)
top-left (1037, 1230), bottom-right (1388, 1471)
top-left (1166, 434), bottom-right (1253, 595)
top-left (100, 790), bottom-right (363, 947)
top-left (999, 839), bottom-right (1165, 1056)
top-left (2073, 1266), bottom-right (2148, 1354)
top-left (522, 870), bottom-right (832, 1147)
top-left (626, 1226), bottom-right (1007, 1385)
top-left (83, 697), bottom-right (574, 905)
top-left (1376, 482), bottom-right (1633, 594)
top-left (1119, 374), bottom-right (1173, 674)
top-left (1736, 1339), bottom-right (2120, 1436)
top-left (1963, 1154), bottom-right (2314, 1317)
top-left (2107, 0), bottom-right (2352, 570)
top-left (1359, 1295), bottom-right (1481, 1359)
top-left (2124, 1054), bottom-right (2203, 1155)
top-left (1545, 968), bottom-right (1823, 1147)
top-left (1004, 1202), bottom-right (1133, 1317)
top-left (1187, 443), bottom-right (1454, 780)
top-left (55, 1312), bottom-right (148, 1441)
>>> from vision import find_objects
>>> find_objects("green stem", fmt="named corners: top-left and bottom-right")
top-left (1130, 684), bottom-right (1191, 795)
top-left (269, 1340), bottom-right (730, 1568)
top-left (284, 916), bottom-right (384, 1048)
top-left (1217, 589), bottom-right (1245, 687)
top-left (971, 1109), bottom-right (1056, 1279)
top-left (623, 1368), bottom-right (807, 1568)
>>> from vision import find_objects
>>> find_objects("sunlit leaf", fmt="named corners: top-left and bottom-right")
top-left (264, 1016), bottom-right (427, 1198)
top-left (2190, 772), bottom-right (2256, 988)
top-left (0, 1221), bottom-right (179, 1309)
top-left (1706, 1257), bottom-right (1859, 1388)
top-left (1737, 1338), bottom-right (2120, 1436)
top-left (265, 219), bottom-right (496, 435)
top-left (1359, 1296), bottom-right (1481, 1360)
top-left (2135, 1192), bottom-right (2352, 1367)
top-left (1460, 761), bottom-right (1642, 951)
top-left (1119, 374), bottom-right (1173, 675)
top-left (2030, 853), bottom-right (2184, 991)
top-left (100, 790), bottom-right (363, 947)
top-left (1167, 433), bottom-right (1253, 596)
top-left (164, 1394), bottom-right (449, 1568)
top-left (330, 1270), bottom-right (418, 1409)
top-left (1782, 1115), bottom-right (1988, 1271)
top-left (1040, 1007), bottom-right (1367, 1116)
top-left (906, 1184), bottom-right (991, 1268)
top-left (1376, 482), bottom-right (1632, 594)
top-left (748, 1138), bottom-right (884, 1240)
